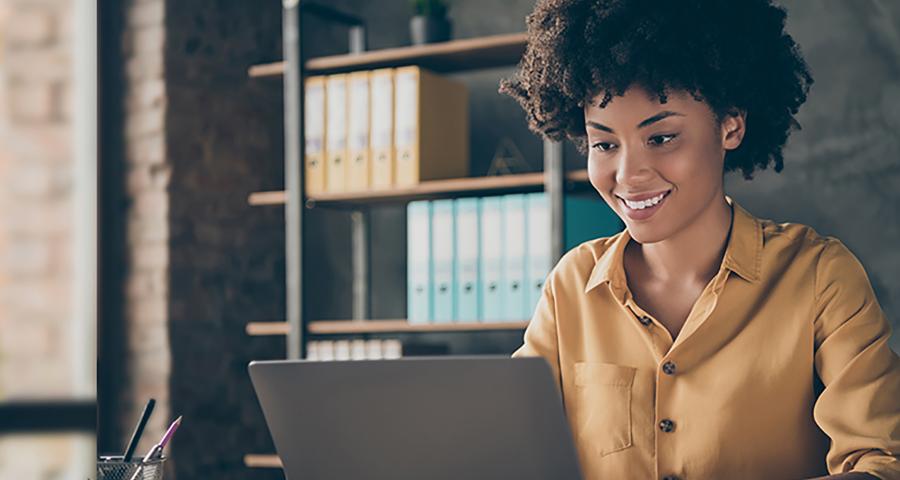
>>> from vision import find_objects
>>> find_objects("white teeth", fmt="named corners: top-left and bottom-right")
top-left (623, 191), bottom-right (667, 210)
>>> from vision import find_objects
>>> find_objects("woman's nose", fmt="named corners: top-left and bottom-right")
top-left (615, 148), bottom-right (654, 185)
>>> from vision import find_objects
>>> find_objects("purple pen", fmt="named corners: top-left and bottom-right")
top-left (128, 416), bottom-right (182, 480)
top-left (155, 415), bottom-right (182, 454)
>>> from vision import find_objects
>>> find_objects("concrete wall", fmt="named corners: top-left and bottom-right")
top-left (728, 0), bottom-right (900, 353)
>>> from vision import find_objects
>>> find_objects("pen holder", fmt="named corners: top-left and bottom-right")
top-left (97, 455), bottom-right (166, 480)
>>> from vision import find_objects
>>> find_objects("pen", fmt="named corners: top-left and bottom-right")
top-left (123, 398), bottom-right (156, 462)
top-left (128, 416), bottom-right (182, 480)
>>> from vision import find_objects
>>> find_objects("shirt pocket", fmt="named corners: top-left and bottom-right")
top-left (571, 362), bottom-right (636, 457)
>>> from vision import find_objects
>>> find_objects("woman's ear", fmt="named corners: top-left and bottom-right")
top-left (721, 108), bottom-right (747, 151)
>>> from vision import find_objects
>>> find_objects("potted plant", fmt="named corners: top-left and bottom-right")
top-left (410, 0), bottom-right (452, 45)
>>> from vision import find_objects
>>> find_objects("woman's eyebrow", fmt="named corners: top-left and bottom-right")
top-left (586, 110), bottom-right (685, 133)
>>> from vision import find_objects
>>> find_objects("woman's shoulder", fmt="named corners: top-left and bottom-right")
top-left (755, 217), bottom-right (871, 291)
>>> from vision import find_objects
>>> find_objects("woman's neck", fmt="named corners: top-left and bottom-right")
top-left (627, 193), bottom-right (734, 287)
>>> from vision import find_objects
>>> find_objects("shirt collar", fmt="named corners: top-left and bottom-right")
top-left (584, 194), bottom-right (762, 294)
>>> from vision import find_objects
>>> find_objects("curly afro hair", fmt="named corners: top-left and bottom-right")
top-left (499, 0), bottom-right (814, 180)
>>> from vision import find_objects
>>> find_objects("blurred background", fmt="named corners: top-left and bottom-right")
top-left (0, 0), bottom-right (897, 479)
top-left (0, 0), bottom-right (95, 477)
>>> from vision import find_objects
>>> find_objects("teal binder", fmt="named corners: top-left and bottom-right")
top-left (525, 192), bottom-right (552, 316)
top-left (431, 199), bottom-right (456, 323)
top-left (454, 198), bottom-right (480, 322)
top-left (479, 196), bottom-right (505, 321)
top-left (407, 201), bottom-right (432, 324)
top-left (502, 194), bottom-right (528, 321)
top-left (564, 194), bottom-right (624, 249)
top-left (524, 192), bottom-right (625, 315)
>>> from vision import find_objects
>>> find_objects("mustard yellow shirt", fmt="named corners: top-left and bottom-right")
top-left (512, 194), bottom-right (900, 480)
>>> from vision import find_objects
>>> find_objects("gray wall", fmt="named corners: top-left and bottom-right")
top-left (727, 0), bottom-right (900, 352)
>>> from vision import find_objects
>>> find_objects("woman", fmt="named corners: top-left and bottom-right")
top-left (500, 1), bottom-right (899, 479)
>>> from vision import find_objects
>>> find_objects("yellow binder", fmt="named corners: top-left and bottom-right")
top-left (370, 68), bottom-right (395, 190)
top-left (394, 66), bottom-right (469, 187)
top-left (304, 76), bottom-right (326, 195)
top-left (347, 71), bottom-right (371, 192)
top-left (325, 74), bottom-right (349, 193)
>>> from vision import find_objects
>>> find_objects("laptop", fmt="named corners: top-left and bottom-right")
top-left (248, 356), bottom-right (584, 480)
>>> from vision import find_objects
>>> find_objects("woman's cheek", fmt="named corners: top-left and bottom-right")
top-left (587, 154), bottom-right (612, 190)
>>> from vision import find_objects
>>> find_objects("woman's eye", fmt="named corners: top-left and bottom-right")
top-left (649, 133), bottom-right (678, 146)
top-left (591, 142), bottom-right (616, 152)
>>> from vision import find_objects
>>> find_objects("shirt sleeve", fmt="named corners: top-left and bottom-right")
top-left (511, 273), bottom-right (563, 396)
top-left (812, 238), bottom-right (900, 479)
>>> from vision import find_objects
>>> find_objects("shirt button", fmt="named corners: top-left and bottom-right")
top-left (662, 361), bottom-right (677, 375)
top-left (659, 419), bottom-right (676, 432)
top-left (638, 315), bottom-right (652, 326)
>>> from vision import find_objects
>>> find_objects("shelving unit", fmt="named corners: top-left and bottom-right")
top-left (247, 31), bottom-right (527, 77)
top-left (243, 454), bottom-right (282, 469)
top-left (246, 319), bottom-right (531, 336)
top-left (248, 169), bottom-right (591, 208)
top-left (243, 4), bottom-right (596, 472)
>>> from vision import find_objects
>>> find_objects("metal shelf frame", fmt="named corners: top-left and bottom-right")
top-left (281, 3), bottom-right (566, 361)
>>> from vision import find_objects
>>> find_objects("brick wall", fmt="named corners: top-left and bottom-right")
top-left (163, 1), bottom-right (285, 477)
top-left (0, 0), bottom-right (73, 400)
top-left (104, 0), bottom-right (286, 478)
top-left (0, 0), bottom-right (85, 477)
top-left (108, 0), bottom-right (173, 467)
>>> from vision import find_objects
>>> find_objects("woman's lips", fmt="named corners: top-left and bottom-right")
top-left (619, 190), bottom-right (671, 221)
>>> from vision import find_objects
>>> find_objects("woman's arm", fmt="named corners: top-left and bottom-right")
top-left (511, 276), bottom-right (562, 394)
top-left (809, 239), bottom-right (900, 479)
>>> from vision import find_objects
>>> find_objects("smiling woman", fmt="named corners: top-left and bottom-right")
top-left (500, 1), bottom-right (899, 480)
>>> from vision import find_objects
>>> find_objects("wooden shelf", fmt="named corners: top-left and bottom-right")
top-left (247, 62), bottom-right (285, 78)
top-left (244, 454), bottom-right (282, 469)
top-left (246, 320), bottom-right (529, 336)
top-left (247, 190), bottom-right (287, 206)
top-left (310, 319), bottom-right (529, 334)
top-left (248, 32), bottom-right (527, 78)
top-left (245, 322), bottom-right (292, 336)
top-left (247, 169), bottom-right (591, 208)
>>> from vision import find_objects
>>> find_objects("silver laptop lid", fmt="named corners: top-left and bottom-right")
top-left (249, 356), bottom-right (583, 480)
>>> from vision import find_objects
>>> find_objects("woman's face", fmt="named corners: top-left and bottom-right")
top-left (584, 85), bottom-right (745, 244)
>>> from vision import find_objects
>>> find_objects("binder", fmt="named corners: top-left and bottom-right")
top-left (334, 340), bottom-right (351, 361)
top-left (431, 199), bottom-right (456, 323)
top-left (523, 192), bottom-right (625, 314)
top-left (347, 71), bottom-right (371, 192)
top-left (325, 74), bottom-right (349, 192)
top-left (407, 201), bottom-right (432, 324)
top-left (318, 340), bottom-right (335, 361)
top-left (454, 197), bottom-right (481, 322)
top-left (564, 195), bottom-right (625, 248)
top-left (382, 339), bottom-right (403, 359)
top-left (350, 339), bottom-right (367, 360)
top-left (525, 192), bottom-right (552, 316)
top-left (303, 76), bottom-right (326, 195)
top-left (370, 68), bottom-right (395, 190)
top-left (306, 341), bottom-right (320, 361)
top-left (394, 66), bottom-right (469, 187)
top-left (479, 196), bottom-right (505, 321)
top-left (502, 194), bottom-right (528, 321)
top-left (365, 339), bottom-right (383, 360)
